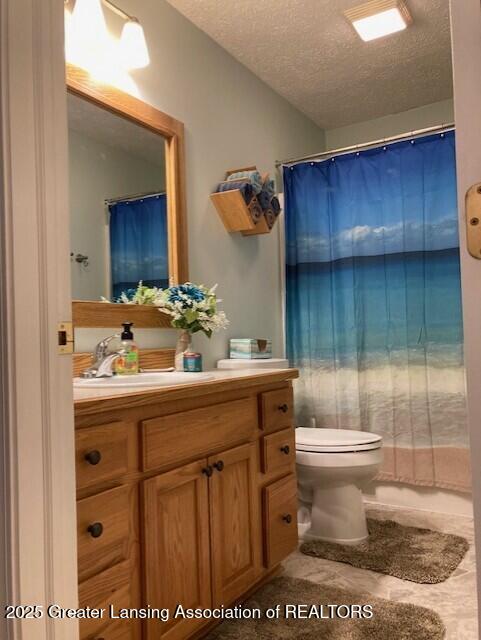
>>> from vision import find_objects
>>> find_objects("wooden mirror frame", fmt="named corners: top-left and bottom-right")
top-left (67, 63), bottom-right (188, 328)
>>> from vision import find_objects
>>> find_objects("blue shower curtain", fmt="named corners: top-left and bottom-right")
top-left (109, 193), bottom-right (168, 299)
top-left (284, 131), bottom-right (470, 491)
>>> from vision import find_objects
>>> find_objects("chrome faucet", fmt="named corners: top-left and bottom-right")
top-left (81, 334), bottom-right (121, 378)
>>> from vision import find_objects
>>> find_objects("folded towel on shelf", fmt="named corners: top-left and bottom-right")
top-left (270, 196), bottom-right (281, 215)
top-left (262, 176), bottom-right (276, 199)
top-left (265, 207), bottom-right (277, 229)
top-left (257, 189), bottom-right (271, 211)
top-left (216, 179), bottom-right (254, 204)
top-left (227, 170), bottom-right (263, 194)
top-left (249, 197), bottom-right (263, 223)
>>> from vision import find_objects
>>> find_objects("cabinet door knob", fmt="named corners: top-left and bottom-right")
top-left (282, 514), bottom-right (293, 524)
top-left (202, 465), bottom-right (213, 478)
top-left (278, 404), bottom-right (289, 413)
top-left (87, 522), bottom-right (104, 538)
top-left (280, 445), bottom-right (290, 455)
top-left (213, 460), bottom-right (224, 472)
top-left (85, 450), bottom-right (102, 465)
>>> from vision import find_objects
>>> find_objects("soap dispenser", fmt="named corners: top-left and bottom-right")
top-left (115, 322), bottom-right (139, 375)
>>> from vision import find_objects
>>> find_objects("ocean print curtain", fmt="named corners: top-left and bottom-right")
top-left (109, 193), bottom-right (169, 299)
top-left (284, 131), bottom-right (470, 492)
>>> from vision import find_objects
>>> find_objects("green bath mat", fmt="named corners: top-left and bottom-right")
top-left (205, 576), bottom-right (445, 639)
top-left (301, 518), bottom-right (469, 584)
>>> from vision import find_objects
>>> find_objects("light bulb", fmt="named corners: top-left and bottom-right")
top-left (120, 19), bottom-right (150, 69)
top-left (68, 0), bottom-right (111, 70)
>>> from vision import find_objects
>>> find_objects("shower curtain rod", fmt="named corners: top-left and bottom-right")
top-left (275, 122), bottom-right (455, 168)
top-left (105, 190), bottom-right (166, 206)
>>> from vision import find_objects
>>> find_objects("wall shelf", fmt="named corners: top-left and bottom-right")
top-left (211, 166), bottom-right (280, 236)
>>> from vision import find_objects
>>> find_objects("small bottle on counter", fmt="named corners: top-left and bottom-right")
top-left (115, 322), bottom-right (139, 375)
top-left (183, 352), bottom-right (203, 372)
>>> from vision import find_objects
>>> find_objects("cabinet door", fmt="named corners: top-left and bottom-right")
top-left (143, 459), bottom-right (212, 640)
top-left (208, 442), bottom-right (262, 606)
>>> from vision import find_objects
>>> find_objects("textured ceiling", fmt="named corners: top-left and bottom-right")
top-left (67, 93), bottom-right (166, 168)
top-left (165, 0), bottom-right (453, 129)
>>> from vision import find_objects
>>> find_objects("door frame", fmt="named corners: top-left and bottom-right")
top-left (0, 1), bottom-right (79, 638)
top-left (2, 1), bottom-right (481, 639)
top-left (450, 0), bottom-right (481, 626)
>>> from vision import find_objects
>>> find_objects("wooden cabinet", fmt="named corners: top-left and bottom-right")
top-left (74, 373), bottom-right (298, 640)
top-left (143, 459), bottom-right (212, 640)
top-left (77, 485), bottom-right (132, 582)
top-left (75, 421), bottom-right (129, 491)
top-left (263, 474), bottom-right (298, 568)
top-left (209, 443), bottom-right (261, 605)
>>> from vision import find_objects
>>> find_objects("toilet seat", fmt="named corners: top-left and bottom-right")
top-left (296, 427), bottom-right (382, 453)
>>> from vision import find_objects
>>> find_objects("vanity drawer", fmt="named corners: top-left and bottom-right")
top-left (261, 427), bottom-right (296, 476)
top-left (263, 474), bottom-right (298, 568)
top-left (260, 387), bottom-right (294, 433)
top-left (76, 422), bottom-right (129, 491)
top-left (141, 397), bottom-right (257, 472)
top-left (77, 485), bottom-right (132, 582)
top-left (79, 560), bottom-right (137, 640)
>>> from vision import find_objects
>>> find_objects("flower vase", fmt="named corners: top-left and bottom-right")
top-left (175, 330), bottom-right (192, 371)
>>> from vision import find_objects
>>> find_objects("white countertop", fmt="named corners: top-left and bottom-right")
top-left (73, 367), bottom-right (294, 403)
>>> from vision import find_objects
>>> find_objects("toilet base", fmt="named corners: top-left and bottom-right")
top-left (298, 483), bottom-right (370, 546)
top-left (299, 521), bottom-right (368, 546)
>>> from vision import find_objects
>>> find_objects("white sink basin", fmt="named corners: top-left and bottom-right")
top-left (73, 371), bottom-right (215, 389)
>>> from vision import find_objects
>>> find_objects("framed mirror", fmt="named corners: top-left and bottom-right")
top-left (67, 63), bottom-right (188, 328)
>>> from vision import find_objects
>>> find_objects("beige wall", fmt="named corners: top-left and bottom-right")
top-left (75, 0), bottom-right (325, 363)
top-left (69, 129), bottom-right (164, 301)
top-left (325, 99), bottom-right (454, 150)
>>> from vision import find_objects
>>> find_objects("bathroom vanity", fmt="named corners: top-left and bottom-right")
top-left (74, 368), bottom-right (298, 640)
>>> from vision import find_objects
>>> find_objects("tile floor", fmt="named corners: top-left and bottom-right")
top-left (282, 502), bottom-right (478, 639)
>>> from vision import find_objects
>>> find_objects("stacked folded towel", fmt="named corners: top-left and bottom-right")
top-left (257, 189), bottom-right (271, 211)
top-left (271, 196), bottom-right (281, 215)
top-left (249, 198), bottom-right (263, 223)
top-left (262, 177), bottom-right (276, 199)
top-left (255, 177), bottom-right (278, 213)
top-left (216, 179), bottom-right (254, 204)
top-left (227, 170), bottom-right (263, 194)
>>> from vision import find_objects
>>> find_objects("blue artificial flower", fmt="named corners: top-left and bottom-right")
top-left (182, 284), bottom-right (205, 301)
top-left (117, 288), bottom-right (137, 302)
top-left (168, 283), bottom-right (205, 304)
top-left (168, 287), bottom-right (182, 303)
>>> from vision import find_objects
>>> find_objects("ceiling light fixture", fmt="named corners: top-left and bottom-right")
top-left (344, 0), bottom-right (412, 42)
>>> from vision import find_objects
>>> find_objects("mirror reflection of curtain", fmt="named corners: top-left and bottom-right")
top-left (284, 131), bottom-right (471, 492)
top-left (109, 193), bottom-right (168, 299)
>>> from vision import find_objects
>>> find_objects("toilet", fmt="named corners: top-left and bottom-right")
top-left (296, 427), bottom-right (383, 546)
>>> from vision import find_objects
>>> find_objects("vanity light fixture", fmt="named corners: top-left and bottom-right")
top-left (344, 0), bottom-right (412, 42)
top-left (102, 0), bottom-right (150, 69)
top-left (65, 0), bottom-right (150, 70)
top-left (69, 0), bottom-right (111, 57)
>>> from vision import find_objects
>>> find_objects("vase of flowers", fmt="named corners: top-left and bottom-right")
top-left (156, 282), bottom-right (229, 371)
top-left (112, 281), bottom-right (229, 372)
top-left (174, 329), bottom-right (193, 371)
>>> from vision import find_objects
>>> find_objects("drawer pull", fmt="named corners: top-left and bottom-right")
top-left (213, 460), bottom-right (224, 472)
top-left (282, 514), bottom-right (293, 524)
top-left (87, 522), bottom-right (104, 538)
top-left (202, 465), bottom-right (213, 478)
top-left (84, 450), bottom-right (102, 466)
top-left (280, 445), bottom-right (290, 455)
top-left (278, 404), bottom-right (289, 413)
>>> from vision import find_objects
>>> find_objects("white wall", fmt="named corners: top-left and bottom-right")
top-left (325, 99), bottom-right (454, 150)
top-left (69, 129), bottom-right (164, 300)
top-left (74, 0), bottom-right (325, 361)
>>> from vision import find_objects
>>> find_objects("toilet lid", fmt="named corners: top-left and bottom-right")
top-left (296, 427), bottom-right (382, 452)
